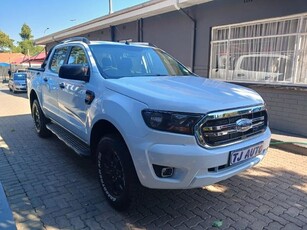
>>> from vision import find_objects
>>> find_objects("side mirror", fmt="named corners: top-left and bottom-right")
top-left (59, 64), bottom-right (90, 82)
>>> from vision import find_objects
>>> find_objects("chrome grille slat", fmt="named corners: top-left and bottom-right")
top-left (204, 120), bottom-right (265, 137)
top-left (211, 130), bottom-right (263, 146)
top-left (195, 105), bottom-right (268, 148)
top-left (203, 116), bottom-right (265, 131)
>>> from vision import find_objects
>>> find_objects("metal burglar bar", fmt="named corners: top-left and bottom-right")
top-left (210, 13), bottom-right (307, 85)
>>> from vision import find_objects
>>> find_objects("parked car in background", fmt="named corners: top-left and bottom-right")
top-left (15, 69), bottom-right (28, 73)
top-left (8, 73), bottom-right (27, 93)
top-left (233, 54), bottom-right (290, 82)
top-left (211, 54), bottom-right (290, 82)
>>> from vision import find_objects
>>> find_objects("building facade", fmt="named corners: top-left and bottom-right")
top-left (36, 0), bottom-right (307, 137)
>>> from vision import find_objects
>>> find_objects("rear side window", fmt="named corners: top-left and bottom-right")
top-left (50, 47), bottom-right (68, 73)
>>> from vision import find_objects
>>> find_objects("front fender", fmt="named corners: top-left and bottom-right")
top-left (87, 90), bottom-right (148, 144)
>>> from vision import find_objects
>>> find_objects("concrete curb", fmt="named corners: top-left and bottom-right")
top-left (270, 139), bottom-right (307, 156)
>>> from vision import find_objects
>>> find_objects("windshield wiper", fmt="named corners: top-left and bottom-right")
top-left (143, 74), bottom-right (168, 76)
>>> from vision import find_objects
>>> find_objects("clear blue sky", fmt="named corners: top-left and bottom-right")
top-left (0, 0), bottom-right (148, 44)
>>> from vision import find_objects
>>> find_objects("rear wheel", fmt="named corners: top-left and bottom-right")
top-left (96, 134), bottom-right (138, 211)
top-left (32, 99), bottom-right (51, 138)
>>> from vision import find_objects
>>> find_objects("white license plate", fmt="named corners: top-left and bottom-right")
top-left (229, 143), bottom-right (263, 165)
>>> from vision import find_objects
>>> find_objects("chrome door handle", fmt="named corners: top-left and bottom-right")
top-left (59, 82), bottom-right (65, 89)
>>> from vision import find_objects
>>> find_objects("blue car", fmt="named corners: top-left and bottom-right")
top-left (8, 73), bottom-right (27, 93)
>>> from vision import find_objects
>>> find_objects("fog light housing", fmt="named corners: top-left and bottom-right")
top-left (153, 164), bottom-right (174, 178)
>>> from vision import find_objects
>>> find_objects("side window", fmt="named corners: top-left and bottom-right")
top-left (50, 47), bottom-right (68, 73)
top-left (68, 46), bottom-right (88, 65)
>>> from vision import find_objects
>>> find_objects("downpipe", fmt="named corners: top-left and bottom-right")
top-left (174, 0), bottom-right (196, 72)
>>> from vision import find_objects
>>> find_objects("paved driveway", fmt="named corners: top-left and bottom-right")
top-left (0, 84), bottom-right (306, 230)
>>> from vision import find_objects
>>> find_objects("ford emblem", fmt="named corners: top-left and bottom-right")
top-left (236, 118), bottom-right (252, 132)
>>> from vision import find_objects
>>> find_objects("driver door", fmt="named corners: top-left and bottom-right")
top-left (57, 46), bottom-right (90, 141)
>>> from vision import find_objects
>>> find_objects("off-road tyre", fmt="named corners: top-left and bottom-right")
top-left (32, 99), bottom-right (51, 138)
top-left (96, 134), bottom-right (139, 211)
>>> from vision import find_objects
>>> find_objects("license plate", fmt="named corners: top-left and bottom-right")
top-left (229, 142), bottom-right (263, 165)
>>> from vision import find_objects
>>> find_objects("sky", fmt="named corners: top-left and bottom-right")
top-left (0, 0), bottom-right (149, 44)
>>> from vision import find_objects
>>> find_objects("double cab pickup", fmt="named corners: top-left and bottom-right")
top-left (28, 37), bottom-right (271, 210)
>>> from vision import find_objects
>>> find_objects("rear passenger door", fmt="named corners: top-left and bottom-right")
top-left (57, 46), bottom-right (90, 140)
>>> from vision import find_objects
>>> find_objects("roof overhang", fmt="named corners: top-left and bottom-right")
top-left (35, 0), bottom-right (213, 45)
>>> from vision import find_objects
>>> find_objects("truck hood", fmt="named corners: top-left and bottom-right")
top-left (106, 76), bottom-right (264, 113)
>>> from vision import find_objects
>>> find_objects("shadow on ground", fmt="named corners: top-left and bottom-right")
top-left (0, 88), bottom-right (28, 99)
top-left (0, 114), bottom-right (306, 229)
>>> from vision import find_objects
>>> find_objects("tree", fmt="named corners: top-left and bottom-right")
top-left (0, 31), bottom-right (14, 51)
top-left (18, 40), bottom-right (42, 56)
top-left (18, 23), bottom-right (42, 55)
top-left (19, 24), bottom-right (33, 41)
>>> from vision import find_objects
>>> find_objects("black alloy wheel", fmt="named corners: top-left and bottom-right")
top-left (96, 134), bottom-right (138, 211)
top-left (32, 99), bottom-right (51, 138)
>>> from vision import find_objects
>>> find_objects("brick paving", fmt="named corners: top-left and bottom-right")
top-left (0, 84), bottom-right (306, 230)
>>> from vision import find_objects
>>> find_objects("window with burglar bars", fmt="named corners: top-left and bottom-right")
top-left (209, 13), bottom-right (307, 85)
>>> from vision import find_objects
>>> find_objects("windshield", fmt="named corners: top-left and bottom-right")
top-left (13, 73), bottom-right (26, 80)
top-left (240, 56), bottom-right (288, 73)
top-left (89, 44), bottom-right (193, 79)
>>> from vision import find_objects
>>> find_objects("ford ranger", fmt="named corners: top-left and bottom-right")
top-left (27, 37), bottom-right (271, 210)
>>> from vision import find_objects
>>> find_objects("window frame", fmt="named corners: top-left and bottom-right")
top-left (209, 12), bottom-right (307, 86)
top-left (48, 44), bottom-right (91, 76)
top-left (49, 46), bottom-right (70, 74)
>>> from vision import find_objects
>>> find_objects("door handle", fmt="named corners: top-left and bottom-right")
top-left (43, 77), bottom-right (48, 82)
top-left (59, 82), bottom-right (65, 89)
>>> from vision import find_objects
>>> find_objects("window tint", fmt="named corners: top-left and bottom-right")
top-left (68, 46), bottom-right (88, 65)
top-left (50, 47), bottom-right (68, 73)
top-left (13, 73), bottom-right (26, 80)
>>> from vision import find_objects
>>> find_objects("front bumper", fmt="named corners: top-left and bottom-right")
top-left (14, 85), bottom-right (27, 91)
top-left (128, 128), bottom-right (271, 189)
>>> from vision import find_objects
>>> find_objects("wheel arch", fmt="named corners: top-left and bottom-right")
top-left (90, 119), bottom-right (127, 156)
top-left (29, 89), bottom-right (39, 112)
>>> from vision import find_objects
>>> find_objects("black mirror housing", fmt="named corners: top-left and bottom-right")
top-left (59, 64), bottom-right (90, 82)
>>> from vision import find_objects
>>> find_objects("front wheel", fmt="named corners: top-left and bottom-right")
top-left (32, 99), bottom-right (51, 138)
top-left (96, 134), bottom-right (139, 211)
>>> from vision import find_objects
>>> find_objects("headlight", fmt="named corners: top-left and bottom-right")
top-left (142, 109), bottom-right (203, 135)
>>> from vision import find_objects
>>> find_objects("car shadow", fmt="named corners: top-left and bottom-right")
top-left (0, 114), bottom-right (306, 230)
top-left (0, 87), bottom-right (28, 99)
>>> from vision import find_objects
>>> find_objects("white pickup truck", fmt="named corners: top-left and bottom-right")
top-left (28, 37), bottom-right (271, 210)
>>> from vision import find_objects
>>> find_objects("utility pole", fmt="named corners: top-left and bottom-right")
top-left (28, 49), bottom-right (31, 67)
top-left (109, 0), bottom-right (113, 14)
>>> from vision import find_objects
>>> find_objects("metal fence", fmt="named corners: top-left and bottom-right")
top-left (209, 13), bottom-right (307, 85)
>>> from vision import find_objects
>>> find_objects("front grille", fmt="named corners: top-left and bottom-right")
top-left (195, 105), bottom-right (268, 147)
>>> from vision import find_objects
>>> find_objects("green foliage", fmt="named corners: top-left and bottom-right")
top-left (1, 23), bottom-right (42, 56)
top-left (0, 30), bottom-right (14, 51)
top-left (19, 24), bottom-right (33, 41)
top-left (18, 40), bottom-right (34, 55)
top-left (18, 40), bottom-right (43, 56)
top-left (17, 23), bottom-right (42, 55)
top-left (12, 46), bottom-right (21, 53)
